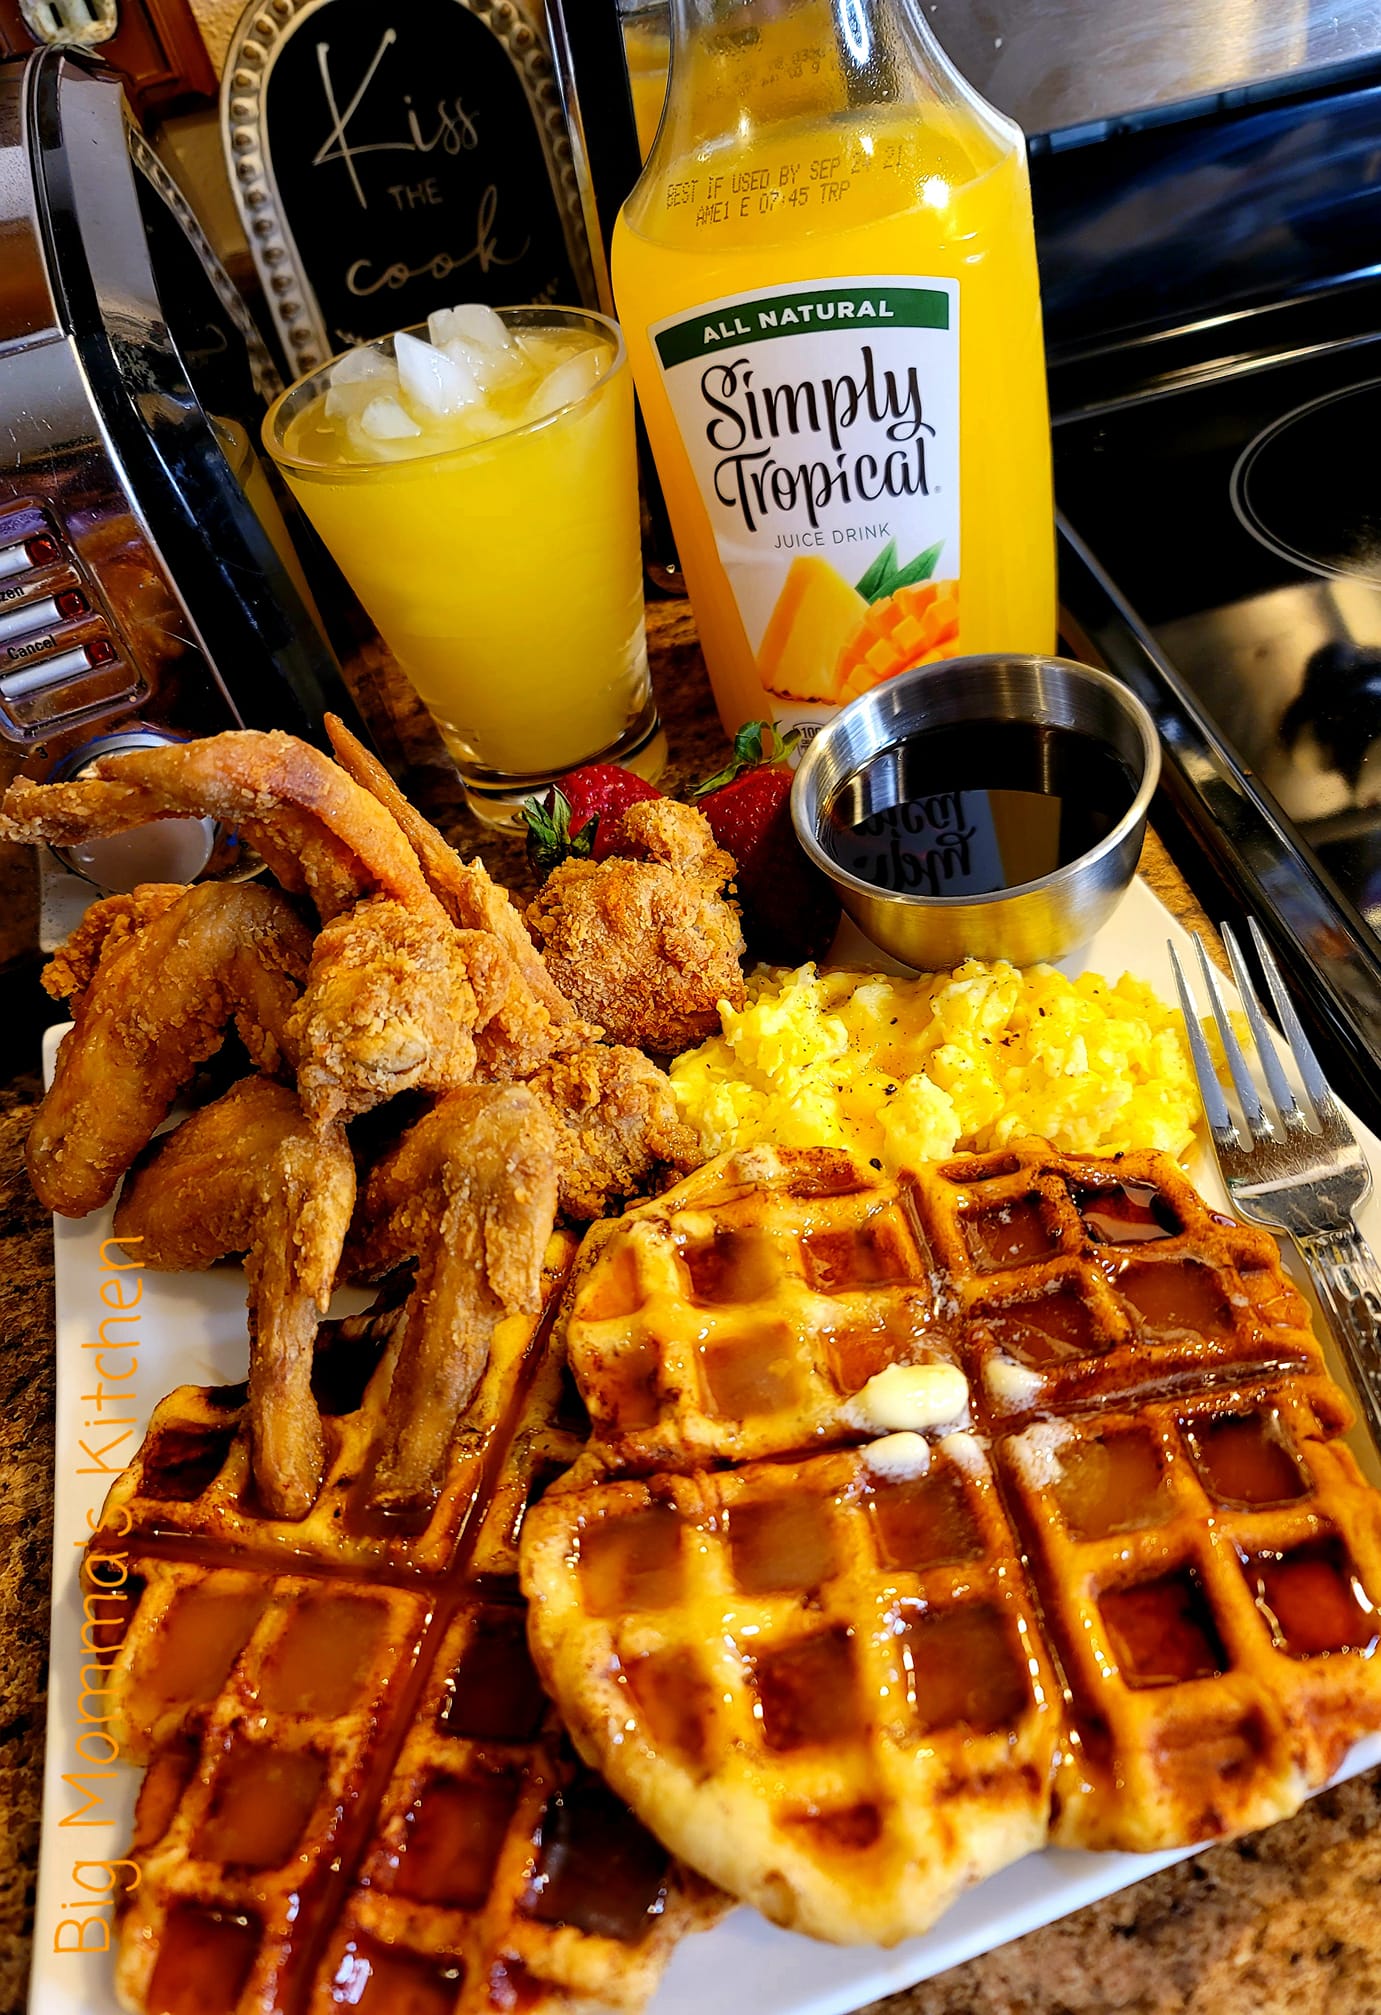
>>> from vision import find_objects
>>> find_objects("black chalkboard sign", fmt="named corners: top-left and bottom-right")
top-left (225, 0), bottom-right (594, 371)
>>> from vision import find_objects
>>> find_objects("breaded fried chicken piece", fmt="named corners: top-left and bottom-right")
top-left (324, 714), bottom-right (578, 1027)
top-left (289, 898), bottom-right (487, 1129)
top-left (32, 881), bottom-right (312, 1217)
top-left (289, 897), bottom-right (565, 1130)
top-left (524, 798), bottom-right (745, 1054)
top-left (527, 1044), bottom-right (701, 1219)
top-left (41, 884), bottom-right (187, 1012)
top-left (114, 1077), bottom-right (355, 1521)
top-left (0, 729), bottom-right (444, 922)
top-left (349, 1084), bottom-right (559, 1510)
top-left (623, 795), bottom-right (739, 879)
top-left (468, 929), bottom-right (582, 1084)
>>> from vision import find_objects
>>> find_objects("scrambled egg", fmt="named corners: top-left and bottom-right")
top-left (670, 959), bottom-right (1201, 1171)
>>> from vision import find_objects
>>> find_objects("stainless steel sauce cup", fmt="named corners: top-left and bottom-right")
top-left (790, 655), bottom-right (1161, 969)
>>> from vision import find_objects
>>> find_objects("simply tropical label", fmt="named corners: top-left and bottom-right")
top-left (651, 276), bottom-right (961, 724)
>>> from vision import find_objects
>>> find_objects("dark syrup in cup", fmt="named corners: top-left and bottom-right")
top-left (820, 719), bottom-right (1138, 898)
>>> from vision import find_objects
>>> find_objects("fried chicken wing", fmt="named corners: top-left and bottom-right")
top-left (349, 1084), bottom-right (559, 1511)
top-left (288, 897), bottom-right (565, 1129)
top-left (289, 899), bottom-right (486, 1128)
top-left (113, 1077), bottom-right (355, 1521)
top-left (524, 799), bottom-right (745, 1053)
top-left (32, 881), bottom-right (313, 1216)
top-left (0, 730), bottom-right (443, 922)
top-left (469, 941), bottom-right (578, 1083)
top-left (41, 883), bottom-right (187, 1012)
top-left (324, 714), bottom-right (578, 1025)
top-left (527, 1044), bottom-right (701, 1219)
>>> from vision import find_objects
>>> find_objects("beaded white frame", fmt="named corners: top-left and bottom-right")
top-left (219, 0), bottom-right (593, 375)
top-left (128, 123), bottom-right (283, 404)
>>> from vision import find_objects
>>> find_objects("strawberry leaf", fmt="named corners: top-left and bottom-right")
top-left (723, 722), bottom-right (767, 774)
top-left (692, 719), bottom-right (801, 796)
top-left (522, 787), bottom-right (596, 878)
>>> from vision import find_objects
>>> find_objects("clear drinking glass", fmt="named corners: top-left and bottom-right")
top-left (263, 307), bottom-right (663, 826)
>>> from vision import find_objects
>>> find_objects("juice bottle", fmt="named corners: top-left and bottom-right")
top-left (619, 2), bottom-right (672, 159)
top-left (613, 0), bottom-right (1055, 738)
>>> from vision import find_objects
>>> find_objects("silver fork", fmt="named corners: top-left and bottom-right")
top-left (1168, 917), bottom-right (1381, 1453)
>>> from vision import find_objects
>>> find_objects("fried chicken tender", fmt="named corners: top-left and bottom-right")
top-left (349, 1084), bottom-right (558, 1511)
top-left (113, 1077), bottom-right (355, 1521)
top-left (325, 714), bottom-right (578, 1026)
top-left (527, 1044), bottom-right (701, 1219)
top-left (0, 730), bottom-right (443, 922)
top-left (288, 898), bottom-right (564, 1130)
top-left (524, 797), bottom-right (745, 1053)
top-left (32, 882), bottom-right (312, 1216)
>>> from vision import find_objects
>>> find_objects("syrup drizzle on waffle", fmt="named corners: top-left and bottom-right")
top-left (84, 1234), bottom-right (721, 2015)
top-left (521, 1144), bottom-right (1381, 1947)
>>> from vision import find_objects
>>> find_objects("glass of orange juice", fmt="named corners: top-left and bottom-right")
top-left (263, 306), bottom-right (663, 825)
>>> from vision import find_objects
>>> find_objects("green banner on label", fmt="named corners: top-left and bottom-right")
top-left (654, 287), bottom-right (950, 369)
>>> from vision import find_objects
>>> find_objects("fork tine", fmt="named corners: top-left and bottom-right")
top-left (1221, 922), bottom-right (1304, 1130)
top-left (1167, 940), bottom-right (1237, 1145)
top-left (1246, 916), bottom-right (1338, 1125)
top-left (1191, 932), bottom-right (1272, 1139)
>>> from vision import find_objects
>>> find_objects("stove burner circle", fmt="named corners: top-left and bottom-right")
top-left (1230, 377), bottom-right (1381, 587)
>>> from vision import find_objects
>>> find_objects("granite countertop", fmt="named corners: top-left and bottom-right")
top-left (2, 602), bottom-right (1380, 2015)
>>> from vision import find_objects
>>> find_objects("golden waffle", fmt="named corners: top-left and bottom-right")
top-left (912, 1145), bottom-right (1330, 1420)
top-left (84, 1230), bottom-right (721, 2015)
top-left (559, 1142), bottom-right (963, 1476)
top-left (523, 1433), bottom-right (1060, 1947)
top-left (1006, 1379), bottom-right (1378, 1850)
top-left (311, 1605), bottom-right (708, 2015)
top-left (86, 1238), bottom-right (579, 1583)
top-left (521, 1142), bottom-right (1381, 1946)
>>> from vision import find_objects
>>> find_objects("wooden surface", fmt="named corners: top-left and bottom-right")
top-left (1, 599), bottom-right (1379, 2015)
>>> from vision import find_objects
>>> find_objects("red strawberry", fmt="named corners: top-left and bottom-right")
top-left (523, 763), bottom-right (662, 877)
top-left (693, 721), bottom-right (839, 964)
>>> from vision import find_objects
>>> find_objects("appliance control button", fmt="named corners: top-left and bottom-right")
top-left (0, 639), bottom-right (124, 702)
top-left (0, 534), bottom-right (62, 580)
top-left (0, 590), bottom-right (89, 646)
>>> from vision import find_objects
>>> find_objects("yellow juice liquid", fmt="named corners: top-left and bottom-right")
top-left (614, 5), bottom-right (1055, 734)
top-left (273, 327), bottom-right (651, 785)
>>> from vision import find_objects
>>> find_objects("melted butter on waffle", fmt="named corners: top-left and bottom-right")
top-left (521, 1143), bottom-right (1381, 1946)
top-left (83, 1228), bottom-right (724, 2015)
top-left (558, 1146), bottom-right (964, 1480)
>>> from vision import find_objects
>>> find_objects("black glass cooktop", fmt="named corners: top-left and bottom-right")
top-left (1056, 327), bottom-right (1381, 931)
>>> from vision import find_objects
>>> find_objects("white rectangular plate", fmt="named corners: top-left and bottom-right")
top-left (29, 874), bottom-right (1381, 2015)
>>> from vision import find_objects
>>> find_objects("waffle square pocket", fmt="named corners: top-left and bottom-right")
top-left (522, 1144), bottom-right (1381, 1946)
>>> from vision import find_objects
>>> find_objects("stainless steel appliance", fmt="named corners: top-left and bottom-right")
top-left (0, 43), bottom-right (360, 768)
top-left (1036, 54), bottom-right (1381, 1129)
